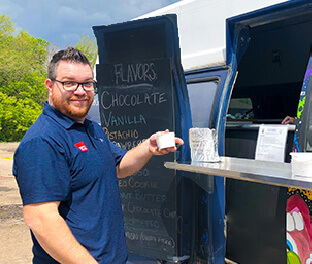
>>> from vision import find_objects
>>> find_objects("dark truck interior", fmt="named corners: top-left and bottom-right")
top-left (224, 10), bottom-right (312, 264)
top-left (225, 11), bottom-right (312, 160)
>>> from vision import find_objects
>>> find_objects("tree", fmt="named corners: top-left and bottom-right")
top-left (0, 16), bottom-right (98, 142)
top-left (0, 15), bottom-right (49, 142)
top-left (74, 35), bottom-right (98, 68)
top-left (46, 44), bottom-right (59, 68)
top-left (0, 91), bottom-right (42, 141)
top-left (0, 14), bottom-right (14, 36)
top-left (0, 30), bottom-right (48, 87)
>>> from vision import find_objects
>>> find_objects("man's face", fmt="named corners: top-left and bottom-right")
top-left (46, 61), bottom-right (94, 122)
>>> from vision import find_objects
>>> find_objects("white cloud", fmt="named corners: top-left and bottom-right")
top-left (0, 0), bottom-right (181, 48)
top-left (120, 0), bottom-right (167, 18)
top-left (61, 32), bottom-right (81, 47)
top-left (0, 0), bottom-right (24, 18)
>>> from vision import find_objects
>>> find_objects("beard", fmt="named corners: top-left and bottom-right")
top-left (51, 92), bottom-right (94, 122)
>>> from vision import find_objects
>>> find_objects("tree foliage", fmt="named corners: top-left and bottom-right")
top-left (0, 14), bottom-right (49, 142)
top-left (0, 14), bottom-right (14, 36)
top-left (74, 35), bottom-right (98, 69)
top-left (0, 14), bottom-right (98, 142)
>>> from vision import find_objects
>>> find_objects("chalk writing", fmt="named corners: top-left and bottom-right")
top-left (125, 230), bottom-right (176, 250)
top-left (132, 168), bottom-right (149, 177)
top-left (163, 208), bottom-right (176, 219)
top-left (140, 232), bottom-right (157, 243)
top-left (104, 127), bottom-right (139, 141)
top-left (129, 178), bottom-right (158, 189)
top-left (98, 58), bottom-right (176, 257)
top-left (114, 63), bottom-right (157, 85)
top-left (115, 140), bottom-right (145, 151)
top-left (119, 177), bottom-right (159, 189)
top-left (157, 236), bottom-right (175, 249)
top-left (124, 217), bottom-right (160, 229)
top-left (127, 202), bottom-right (162, 217)
top-left (120, 192), bottom-right (132, 199)
top-left (126, 231), bottom-right (176, 250)
top-left (102, 111), bottom-right (146, 128)
top-left (125, 231), bottom-right (139, 241)
top-left (134, 190), bottom-right (167, 203)
top-left (101, 91), bottom-right (167, 110)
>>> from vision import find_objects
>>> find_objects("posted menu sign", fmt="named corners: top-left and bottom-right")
top-left (96, 58), bottom-right (178, 259)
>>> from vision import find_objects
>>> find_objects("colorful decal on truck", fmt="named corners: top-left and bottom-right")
top-left (287, 56), bottom-right (312, 264)
top-left (293, 56), bottom-right (312, 152)
top-left (286, 195), bottom-right (312, 264)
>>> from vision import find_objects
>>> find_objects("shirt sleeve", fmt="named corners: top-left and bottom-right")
top-left (91, 120), bottom-right (127, 166)
top-left (108, 139), bottom-right (127, 166)
top-left (13, 138), bottom-right (71, 206)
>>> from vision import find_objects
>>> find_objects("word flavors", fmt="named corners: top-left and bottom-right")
top-left (114, 63), bottom-right (157, 85)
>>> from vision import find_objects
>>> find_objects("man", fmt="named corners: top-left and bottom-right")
top-left (13, 47), bottom-right (183, 264)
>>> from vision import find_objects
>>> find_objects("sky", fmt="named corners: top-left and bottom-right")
top-left (0, 0), bottom-right (181, 49)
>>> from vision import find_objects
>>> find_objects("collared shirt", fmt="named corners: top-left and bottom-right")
top-left (13, 102), bottom-right (128, 264)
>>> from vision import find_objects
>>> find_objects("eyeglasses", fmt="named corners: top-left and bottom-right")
top-left (53, 79), bottom-right (97, 92)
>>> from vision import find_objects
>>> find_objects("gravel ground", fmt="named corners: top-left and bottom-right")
top-left (0, 142), bottom-right (33, 264)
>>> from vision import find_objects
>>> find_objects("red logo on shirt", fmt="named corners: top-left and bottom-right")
top-left (74, 141), bottom-right (88, 152)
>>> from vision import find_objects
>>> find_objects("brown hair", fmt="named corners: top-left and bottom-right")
top-left (48, 46), bottom-right (91, 80)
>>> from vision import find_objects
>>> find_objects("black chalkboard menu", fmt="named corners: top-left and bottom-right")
top-left (97, 59), bottom-right (174, 143)
top-left (96, 59), bottom-right (180, 259)
top-left (93, 15), bottom-right (193, 261)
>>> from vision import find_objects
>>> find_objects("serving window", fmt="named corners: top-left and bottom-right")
top-left (187, 77), bottom-right (220, 127)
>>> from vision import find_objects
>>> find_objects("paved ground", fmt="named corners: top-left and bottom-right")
top-left (0, 142), bottom-right (33, 264)
top-left (0, 143), bottom-right (158, 264)
top-left (0, 143), bottom-right (194, 264)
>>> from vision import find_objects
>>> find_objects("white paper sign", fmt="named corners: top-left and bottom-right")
top-left (255, 125), bottom-right (288, 162)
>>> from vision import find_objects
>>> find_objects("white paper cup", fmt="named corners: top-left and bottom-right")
top-left (290, 152), bottom-right (312, 178)
top-left (156, 131), bottom-right (175, 150)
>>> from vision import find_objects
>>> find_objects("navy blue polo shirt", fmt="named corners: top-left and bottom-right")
top-left (13, 102), bottom-right (128, 264)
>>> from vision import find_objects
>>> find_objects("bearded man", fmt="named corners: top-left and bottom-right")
top-left (13, 47), bottom-right (183, 264)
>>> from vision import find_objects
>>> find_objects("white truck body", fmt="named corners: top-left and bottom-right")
top-left (136, 0), bottom-right (286, 71)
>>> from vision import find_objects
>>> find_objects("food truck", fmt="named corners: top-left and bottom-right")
top-left (91, 0), bottom-right (312, 263)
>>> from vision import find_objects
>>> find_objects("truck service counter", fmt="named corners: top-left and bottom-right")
top-left (164, 156), bottom-right (312, 191)
top-left (165, 157), bottom-right (312, 263)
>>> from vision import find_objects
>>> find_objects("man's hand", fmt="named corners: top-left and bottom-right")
top-left (148, 130), bottom-right (184, 155)
top-left (282, 116), bottom-right (296, 124)
top-left (117, 130), bottom-right (184, 178)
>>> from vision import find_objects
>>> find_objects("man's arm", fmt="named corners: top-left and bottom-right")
top-left (23, 201), bottom-right (98, 264)
top-left (116, 132), bottom-right (184, 178)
